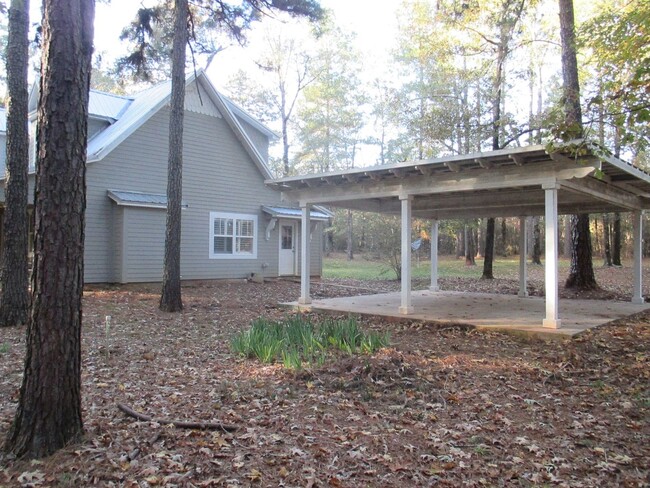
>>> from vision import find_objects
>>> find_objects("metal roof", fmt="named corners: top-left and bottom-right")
top-left (14, 71), bottom-right (276, 181)
top-left (262, 205), bottom-right (332, 221)
top-left (88, 91), bottom-right (132, 120)
top-left (87, 81), bottom-right (172, 161)
top-left (107, 189), bottom-right (188, 209)
top-left (0, 92), bottom-right (131, 132)
top-left (266, 143), bottom-right (650, 219)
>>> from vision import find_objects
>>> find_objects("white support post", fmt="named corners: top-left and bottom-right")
top-left (632, 211), bottom-right (644, 304)
top-left (518, 216), bottom-right (528, 297)
top-left (542, 183), bottom-right (561, 328)
top-left (400, 195), bottom-right (414, 314)
top-left (430, 219), bottom-right (439, 292)
top-left (298, 203), bottom-right (311, 305)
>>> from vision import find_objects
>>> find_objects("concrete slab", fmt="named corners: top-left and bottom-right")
top-left (285, 290), bottom-right (650, 338)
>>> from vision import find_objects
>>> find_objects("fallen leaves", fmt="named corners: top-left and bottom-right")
top-left (0, 279), bottom-right (647, 486)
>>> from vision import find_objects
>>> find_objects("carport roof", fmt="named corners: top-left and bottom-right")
top-left (267, 143), bottom-right (650, 219)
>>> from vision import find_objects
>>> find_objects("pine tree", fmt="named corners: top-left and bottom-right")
top-left (0, 0), bottom-right (30, 327)
top-left (5, 0), bottom-right (95, 459)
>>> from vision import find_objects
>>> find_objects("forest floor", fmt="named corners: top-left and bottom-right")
top-left (0, 266), bottom-right (648, 487)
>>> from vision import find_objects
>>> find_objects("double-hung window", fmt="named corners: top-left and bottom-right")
top-left (209, 212), bottom-right (257, 259)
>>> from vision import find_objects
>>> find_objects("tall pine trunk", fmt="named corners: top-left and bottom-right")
top-left (481, 218), bottom-right (495, 279)
top-left (160, 0), bottom-right (188, 312)
top-left (465, 225), bottom-right (475, 266)
top-left (612, 213), bottom-right (622, 266)
top-left (456, 229), bottom-right (463, 258)
top-left (532, 216), bottom-right (542, 264)
top-left (0, 0), bottom-right (30, 327)
top-left (563, 216), bottom-right (572, 257)
top-left (611, 135), bottom-right (622, 266)
top-left (5, 0), bottom-right (95, 458)
top-left (346, 209), bottom-right (353, 260)
top-left (565, 214), bottom-right (597, 289)
top-left (500, 218), bottom-right (508, 256)
top-left (602, 214), bottom-right (612, 266)
top-left (559, 0), bottom-right (597, 290)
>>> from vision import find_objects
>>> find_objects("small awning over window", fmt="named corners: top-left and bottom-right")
top-left (262, 205), bottom-right (332, 222)
top-left (107, 189), bottom-right (188, 209)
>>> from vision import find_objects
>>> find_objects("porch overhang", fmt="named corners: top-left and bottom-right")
top-left (266, 143), bottom-right (650, 217)
top-left (261, 205), bottom-right (332, 222)
top-left (107, 189), bottom-right (189, 209)
top-left (266, 142), bottom-right (650, 329)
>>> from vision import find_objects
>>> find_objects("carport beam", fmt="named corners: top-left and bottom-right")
top-left (430, 219), bottom-right (439, 292)
top-left (400, 195), bottom-right (414, 314)
top-left (542, 183), bottom-right (561, 328)
top-left (298, 204), bottom-right (311, 305)
top-left (518, 216), bottom-right (528, 297)
top-left (632, 211), bottom-right (644, 304)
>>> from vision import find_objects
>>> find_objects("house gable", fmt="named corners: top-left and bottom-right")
top-left (84, 101), bottom-right (285, 283)
top-left (86, 71), bottom-right (274, 181)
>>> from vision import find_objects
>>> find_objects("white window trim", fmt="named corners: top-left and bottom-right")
top-left (209, 211), bottom-right (258, 259)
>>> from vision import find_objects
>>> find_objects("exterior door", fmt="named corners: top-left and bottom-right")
top-left (278, 222), bottom-right (296, 275)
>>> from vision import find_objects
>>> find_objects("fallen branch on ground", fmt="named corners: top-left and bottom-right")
top-left (117, 403), bottom-right (238, 432)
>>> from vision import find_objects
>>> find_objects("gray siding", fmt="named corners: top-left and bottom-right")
top-left (123, 207), bottom-right (165, 282)
top-left (84, 96), bottom-right (313, 283)
top-left (0, 80), bottom-right (322, 284)
top-left (236, 117), bottom-right (269, 163)
top-left (112, 205), bottom-right (124, 282)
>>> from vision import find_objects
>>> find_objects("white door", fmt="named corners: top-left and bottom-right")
top-left (278, 222), bottom-right (296, 275)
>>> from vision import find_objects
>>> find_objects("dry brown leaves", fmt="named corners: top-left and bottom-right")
top-left (0, 274), bottom-right (647, 487)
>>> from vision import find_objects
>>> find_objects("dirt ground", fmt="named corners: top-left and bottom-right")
top-left (0, 272), bottom-right (648, 487)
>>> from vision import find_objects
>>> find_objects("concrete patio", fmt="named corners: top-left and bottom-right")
top-left (289, 290), bottom-right (650, 338)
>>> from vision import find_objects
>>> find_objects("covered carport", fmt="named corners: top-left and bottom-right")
top-left (266, 142), bottom-right (650, 329)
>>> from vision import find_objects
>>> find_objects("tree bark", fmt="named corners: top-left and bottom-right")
top-left (602, 214), bottom-right (612, 266)
top-left (0, 0), bottom-right (30, 327)
top-left (476, 219), bottom-right (478, 259)
top-left (5, 0), bottom-right (94, 459)
top-left (500, 218), bottom-right (508, 256)
top-left (481, 217), bottom-right (495, 279)
top-left (558, 0), bottom-right (583, 140)
top-left (464, 224), bottom-right (475, 266)
top-left (612, 212), bottom-right (622, 266)
top-left (565, 214), bottom-right (597, 289)
top-left (160, 0), bottom-right (188, 313)
top-left (532, 216), bottom-right (542, 265)
top-left (559, 0), bottom-right (597, 290)
top-left (346, 209), bottom-right (353, 260)
top-left (563, 216), bottom-right (572, 257)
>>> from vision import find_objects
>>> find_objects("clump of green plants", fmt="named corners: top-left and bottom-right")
top-left (231, 316), bottom-right (389, 369)
top-left (0, 342), bottom-right (10, 354)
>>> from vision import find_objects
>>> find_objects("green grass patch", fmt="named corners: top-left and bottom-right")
top-left (323, 253), bottom-right (571, 280)
top-left (231, 316), bottom-right (389, 369)
top-left (0, 342), bottom-right (9, 354)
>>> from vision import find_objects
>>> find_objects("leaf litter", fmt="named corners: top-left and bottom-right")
top-left (0, 273), bottom-right (647, 486)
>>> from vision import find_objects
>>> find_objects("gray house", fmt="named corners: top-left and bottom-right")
top-left (0, 70), bottom-right (329, 283)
